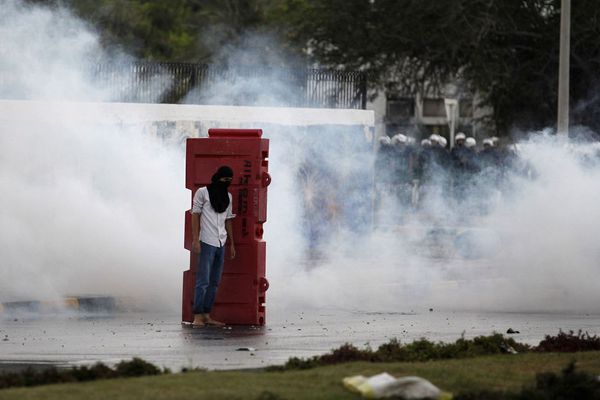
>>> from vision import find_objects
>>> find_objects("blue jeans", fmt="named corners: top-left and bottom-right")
top-left (193, 241), bottom-right (225, 314)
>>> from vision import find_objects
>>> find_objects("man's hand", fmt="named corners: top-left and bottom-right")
top-left (229, 243), bottom-right (236, 260)
top-left (192, 241), bottom-right (200, 254)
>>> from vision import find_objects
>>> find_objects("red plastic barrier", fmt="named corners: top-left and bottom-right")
top-left (182, 129), bottom-right (270, 325)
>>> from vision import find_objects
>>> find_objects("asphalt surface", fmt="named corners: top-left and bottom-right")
top-left (1, 307), bottom-right (599, 372)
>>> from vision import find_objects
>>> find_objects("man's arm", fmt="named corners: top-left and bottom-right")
top-left (225, 219), bottom-right (235, 260)
top-left (191, 213), bottom-right (201, 253)
top-left (191, 188), bottom-right (205, 253)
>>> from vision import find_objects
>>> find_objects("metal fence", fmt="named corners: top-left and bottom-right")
top-left (93, 62), bottom-right (367, 109)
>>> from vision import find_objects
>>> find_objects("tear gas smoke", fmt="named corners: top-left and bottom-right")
top-left (0, 0), bottom-right (187, 311)
top-left (269, 132), bottom-right (600, 314)
top-left (199, 41), bottom-right (600, 313)
top-left (1, 0), bottom-right (599, 316)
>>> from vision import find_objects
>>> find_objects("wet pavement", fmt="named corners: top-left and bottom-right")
top-left (1, 307), bottom-right (599, 371)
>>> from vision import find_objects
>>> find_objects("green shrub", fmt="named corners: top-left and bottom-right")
top-left (373, 338), bottom-right (409, 362)
top-left (276, 357), bottom-right (317, 371)
top-left (115, 357), bottom-right (161, 377)
top-left (535, 330), bottom-right (600, 353)
top-left (275, 333), bottom-right (533, 371)
top-left (319, 343), bottom-right (374, 365)
top-left (70, 363), bottom-right (116, 381)
top-left (0, 358), bottom-right (167, 390)
top-left (270, 343), bottom-right (374, 371)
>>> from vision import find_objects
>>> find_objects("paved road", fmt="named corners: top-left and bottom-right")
top-left (1, 306), bottom-right (599, 371)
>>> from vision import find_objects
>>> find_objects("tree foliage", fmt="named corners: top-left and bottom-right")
top-left (279, 0), bottom-right (600, 134)
top-left (23, 0), bottom-right (600, 133)
top-left (26, 0), bottom-right (276, 62)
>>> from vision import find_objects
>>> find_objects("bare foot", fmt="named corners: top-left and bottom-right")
top-left (203, 314), bottom-right (225, 326)
top-left (192, 315), bottom-right (206, 327)
top-left (205, 318), bottom-right (225, 326)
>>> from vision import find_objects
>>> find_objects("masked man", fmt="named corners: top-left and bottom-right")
top-left (191, 166), bottom-right (236, 327)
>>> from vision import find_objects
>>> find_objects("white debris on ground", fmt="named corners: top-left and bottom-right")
top-left (343, 372), bottom-right (452, 399)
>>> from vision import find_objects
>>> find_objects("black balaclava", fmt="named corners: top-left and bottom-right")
top-left (207, 166), bottom-right (233, 213)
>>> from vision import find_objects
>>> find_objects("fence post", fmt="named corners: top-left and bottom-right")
top-left (360, 72), bottom-right (368, 110)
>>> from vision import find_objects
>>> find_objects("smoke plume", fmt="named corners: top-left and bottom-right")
top-left (1, 0), bottom-right (599, 317)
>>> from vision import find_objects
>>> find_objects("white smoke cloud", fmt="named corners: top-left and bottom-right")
top-left (278, 133), bottom-right (600, 314)
top-left (473, 136), bottom-right (600, 312)
top-left (2, 0), bottom-right (599, 319)
top-left (0, 0), bottom-right (106, 101)
top-left (0, 0), bottom-right (187, 310)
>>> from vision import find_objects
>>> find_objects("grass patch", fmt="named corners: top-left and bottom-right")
top-left (455, 361), bottom-right (600, 399)
top-left (0, 353), bottom-right (600, 400)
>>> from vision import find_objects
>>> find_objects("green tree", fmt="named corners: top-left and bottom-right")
top-left (277, 0), bottom-right (600, 134)
top-left (27, 0), bottom-right (282, 63)
top-left (68, 0), bottom-right (207, 61)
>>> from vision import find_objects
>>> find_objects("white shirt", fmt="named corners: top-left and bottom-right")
top-left (192, 186), bottom-right (235, 247)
